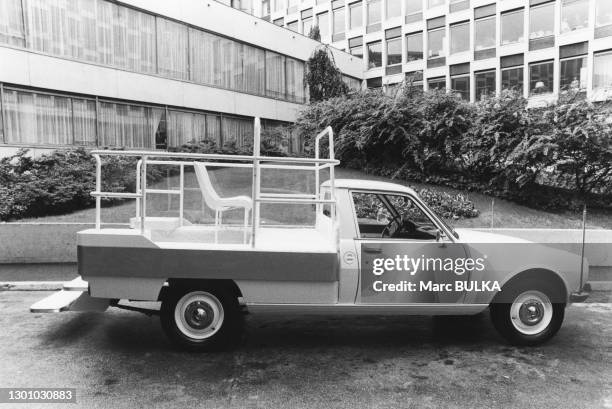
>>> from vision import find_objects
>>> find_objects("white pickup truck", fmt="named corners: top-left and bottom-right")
top-left (31, 120), bottom-right (591, 351)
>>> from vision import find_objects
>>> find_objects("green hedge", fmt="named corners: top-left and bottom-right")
top-left (296, 87), bottom-right (612, 211)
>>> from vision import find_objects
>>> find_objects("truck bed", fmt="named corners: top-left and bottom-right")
top-left (77, 228), bottom-right (339, 283)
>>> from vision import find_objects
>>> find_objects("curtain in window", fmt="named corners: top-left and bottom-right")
top-left (221, 116), bottom-right (253, 148)
top-left (123, 7), bottom-right (155, 73)
top-left (167, 110), bottom-right (208, 147)
top-left (266, 51), bottom-right (286, 99)
top-left (0, 0), bottom-right (25, 46)
top-left (156, 18), bottom-right (189, 80)
top-left (98, 101), bottom-right (159, 148)
top-left (206, 114), bottom-right (222, 145)
top-left (189, 28), bottom-right (215, 86)
top-left (594, 52), bottom-right (612, 91)
top-left (243, 44), bottom-right (265, 95)
top-left (3, 89), bottom-right (72, 145)
top-left (285, 57), bottom-right (304, 103)
top-left (72, 98), bottom-right (97, 145)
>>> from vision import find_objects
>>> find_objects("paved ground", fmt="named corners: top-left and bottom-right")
top-left (0, 292), bottom-right (611, 409)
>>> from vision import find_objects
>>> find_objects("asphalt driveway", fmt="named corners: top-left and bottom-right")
top-left (0, 291), bottom-right (610, 409)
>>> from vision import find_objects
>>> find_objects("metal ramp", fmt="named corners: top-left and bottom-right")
top-left (30, 278), bottom-right (109, 313)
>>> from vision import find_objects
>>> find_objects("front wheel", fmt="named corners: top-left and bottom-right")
top-left (490, 279), bottom-right (565, 346)
top-left (160, 285), bottom-right (242, 351)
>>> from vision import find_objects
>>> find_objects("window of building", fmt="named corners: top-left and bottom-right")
top-left (386, 36), bottom-right (402, 66)
top-left (344, 75), bottom-right (362, 91)
top-left (475, 70), bottom-right (495, 100)
top-left (349, 37), bottom-right (364, 58)
top-left (595, 0), bottom-right (612, 28)
top-left (286, 57), bottom-right (305, 103)
top-left (475, 15), bottom-right (495, 51)
top-left (317, 11), bottom-right (330, 38)
top-left (273, 17), bottom-right (285, 26)
top-left (266, 51), bottom-right (287, 99)
top-left (261, 0), bottom-right (271, 16)
top-left (367, 77), bottom-right (383, 88)
top-left (368, 0), bottom-right (382, 26)
top-left (502, 67), bottom-right (524, 92)
top-left (273, 0), bottom-right (284, 12)
top-left (405, 71), bottom-right (424, 89)
top-left (561, 0), bottom-right (589, 32)
top-left (287, 20), bottom-right (298, 32)
top-left (501, 8), bottom-right (524, 45)
top-left (405, 0), bottom-right (422, 15)
top-left (231, 0), bottom-right (253, 14)
top-left (333, 7), bottom-right (346, 39)
top-left (450, 22), bottom-right (469, 54)
top-left (367, 41), bottom-right (383, 68)
top-left (530, 2), bottom-right (555, 39)
top-left (0, 0), bottom-right (25, 46)
top-left (406, 31), bottom-right (423, 61)
top-left (287, 0), bottom-right (299, 12)
top-left (157, 18), bottom-right (189, 80)
top-left (529, 61), bottom-right (554, 95)
top-left (349, 2), bottom-right (363, 29)
top-left (451, 75), bottom-right (470, 100)
top-left (593, 51), bottom-right (612, 92)
top-left (428, 0), bottom-right (444, 9)
top-left (428, 77), bottom-right (446, 90)
top-left (427, 27), bottom-right (445, 58)
top-left (560, 56), bottom-right (587, 92)
top-left (303, 17), bottom-right (313, 35)
top-left (386, 0), bottom-right (401, 18)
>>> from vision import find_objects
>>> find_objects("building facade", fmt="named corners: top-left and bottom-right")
top-left (0, 0), bottom-right (363, 156)
top-left (264, 0), bottom-right (612, 104)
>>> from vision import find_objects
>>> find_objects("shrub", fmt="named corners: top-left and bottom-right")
top-left (0, 148), bottom-right (162, 221)
top-left (296, 84), bottom-right (612, 211)
top-left (352, 184), bottom-right (479, 220)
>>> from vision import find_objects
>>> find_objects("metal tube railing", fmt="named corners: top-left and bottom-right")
top-left (90, 117), bottom-right (339, 249)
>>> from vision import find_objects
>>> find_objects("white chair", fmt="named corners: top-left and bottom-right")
top-left (193, 162), bottom-right (252, 243)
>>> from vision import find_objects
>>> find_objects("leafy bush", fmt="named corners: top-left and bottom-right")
top-left (0, 148), bottom-right (161, 221)
top-left (296, 85), bottom-right (612, 211)
top-left (352, 185), bottom-right (479, 220)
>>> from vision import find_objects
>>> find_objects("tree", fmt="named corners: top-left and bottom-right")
top-left (304, 28), bottom-right (348, 103)
top-left (307, 25), bottom-right (321, 41)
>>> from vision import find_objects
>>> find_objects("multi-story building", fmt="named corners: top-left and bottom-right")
top-left (264, 0), bottom-right (612, 104)
top-left (0, 0), bottom-right (363, 156)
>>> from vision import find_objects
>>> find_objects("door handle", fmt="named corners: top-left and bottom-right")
top-left (363, 246), bottom-right (383, 254)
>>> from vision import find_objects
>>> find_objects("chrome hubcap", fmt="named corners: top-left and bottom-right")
top-left (510, 290), bottom-right (552, 335)
top-left (175, 291), bottom-right (224, 340)
top-left (518, 300), bottom-right (544, 326)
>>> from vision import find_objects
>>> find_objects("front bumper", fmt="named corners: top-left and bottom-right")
top-left (569, 283), bottom-right (591, 303)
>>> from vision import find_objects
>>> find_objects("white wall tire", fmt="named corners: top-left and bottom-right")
top-left (509, 290), bottom-right (553, 336)
top-left (490, 278), bottom-right (565, 346)
top-left (160, 284), bottom-right (242, 352)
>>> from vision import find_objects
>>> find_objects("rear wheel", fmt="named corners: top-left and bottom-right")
top-left (160, 285), bottom-right (242, 351)
top-left (490, 279), bottom-right (565, 346)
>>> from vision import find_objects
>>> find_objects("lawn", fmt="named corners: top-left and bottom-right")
top-left (14, 166), bottom-right (612, 229)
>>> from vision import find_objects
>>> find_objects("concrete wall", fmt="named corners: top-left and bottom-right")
top-left (1, 224), bottom-right (610, 283)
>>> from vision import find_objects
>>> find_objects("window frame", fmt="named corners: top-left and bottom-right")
top-left (450, 21), bottom-right (470, 54)
top-left (501, 8), bottom-right (524, 46)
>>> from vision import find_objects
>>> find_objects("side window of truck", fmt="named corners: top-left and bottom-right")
top-left (352, 192), bottom-right (439, 240)
top-left (352, 192), bottom-right (393, 238)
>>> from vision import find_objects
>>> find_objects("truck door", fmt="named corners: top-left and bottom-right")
top-left (351, 191), bottom-right (469, 304)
